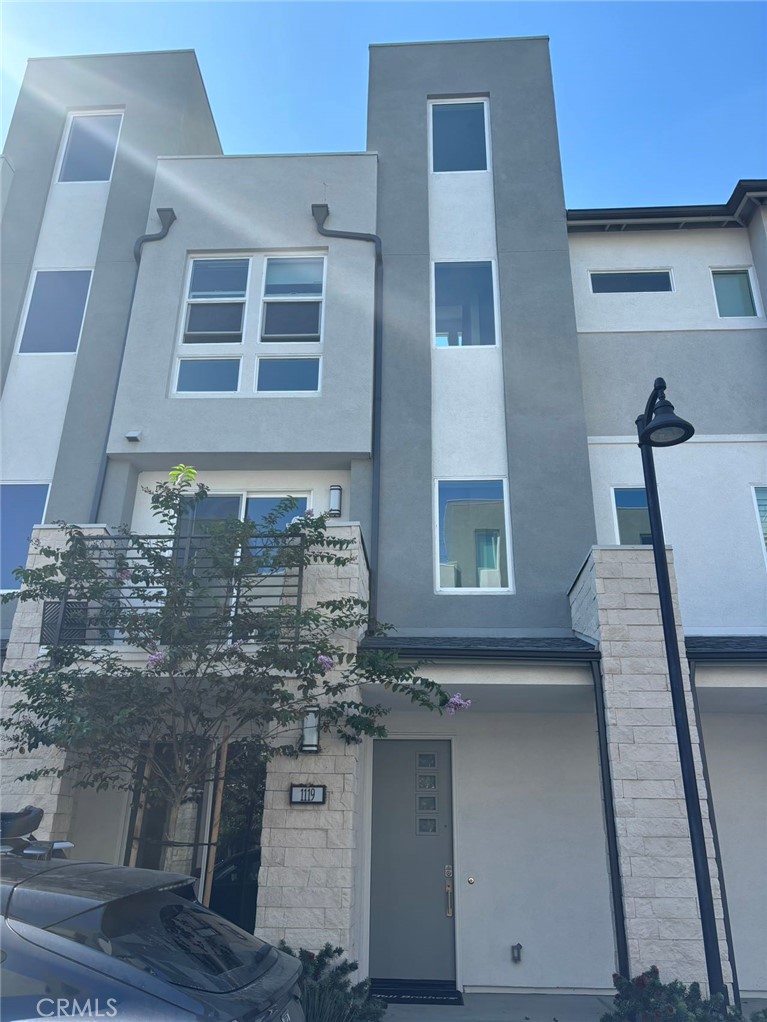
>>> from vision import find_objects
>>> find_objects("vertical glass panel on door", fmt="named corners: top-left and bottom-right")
top-left (438, 480), bottom-right (508, 589)
top-left (614, 488), bottom-right (652, 545)
top-left (59, 115), bottom-right (122, 182)
top-left (19, 270), bottom-right (92, 353)
top-left (432, 103), bottom-right (487, 172)
top-left (0, 484), bottom-right (49, 589)
top-left (434, 263), bottom-right (495, 347)
top-left (712, 271), bottom-right (757, 317)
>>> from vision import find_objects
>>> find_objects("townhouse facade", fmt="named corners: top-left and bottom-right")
top-left (1, 38), bottom-right (766, 1006)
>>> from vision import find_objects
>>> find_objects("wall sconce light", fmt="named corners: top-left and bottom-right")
top-left (328, 485), bottom-right (342, 518)
top-left (125, 430), bottom-right (142, 443)
top-left (301, 707), bottom-right (320, 753)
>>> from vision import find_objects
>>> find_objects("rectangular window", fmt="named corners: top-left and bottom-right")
top-left (261, 258), bottom-right (323, 341)
top-left (59, 114), bottom-right (122, 182)
top-left (0, 484), bottom-right (49, 589)
top-left (712, 270), bottom-right (757, 317)
top-left (257, 358), bottom-right (320, 392)
top-left (437, 480), bottom-right (509, 590)
top-left (177, 359), bottom-right (240, 393)
top-left (184, 259), bottom-right (248, 344)
top-left (19, 270), bottom-right (91, 353)
top-left (434, 262), bottom-right (496, 347)
top-left (614, 488), bottom-right (653, 545)
top-left (590, 271), bottom-right (672, 294)
top-left (755, 487), bottom-right (767, 555)
top-left (431, 101), bottom-right (488, 173)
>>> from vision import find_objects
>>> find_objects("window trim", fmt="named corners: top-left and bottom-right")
top-left (182, 257), bottom-right (252, 346)
top-left (55, 110), bottom-right (124, 185)
top-left (0, 482), bottom-right (50, 593)
top-left (174, 356), bottom-right (242, 396)
top-left (259, 256), bottom-right (327, 344)
top-left (15, 268), bottom-right (94, 356)
top-left (752, 485), bottom-right (767, 572)
top-left (589, 269), bottom-right (675, 295)
top-left (428, 97), bottom-right (491, 176)
top-left (433, 476), bottom-right (514, 594)
top-left (255, 356), bottom-right (322, 396)
top-left (710, 266), bottom-right (762, 319)
top-left (431, 258), bottom-right (500, 349)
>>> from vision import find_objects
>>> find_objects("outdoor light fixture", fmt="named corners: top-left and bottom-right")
top-left (301, 708), bottom-right (320, 753)
top-left (635, 379), bottom-right (724, 1000)
top-left (328, 485), bottom-right (343, 518)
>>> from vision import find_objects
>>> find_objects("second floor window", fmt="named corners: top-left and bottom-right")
top-left (614, 488), bottom-right (652, 545)
top-left (175, 255), bottom-right (324, 396)
top-left (434, 262), bottom-right (496, 347)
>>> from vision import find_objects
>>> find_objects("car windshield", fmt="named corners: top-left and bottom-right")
top-left (48, 890), bottom-right (280, 993)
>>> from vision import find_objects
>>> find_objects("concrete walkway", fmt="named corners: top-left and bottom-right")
top-left (384, 993), bottom-right (613, 1022)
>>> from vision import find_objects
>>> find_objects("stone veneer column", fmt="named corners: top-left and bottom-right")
top-left (255, 525), bottom-right (368, 954)
top-left (569, 546), bottom-right (732, 993)
top-left (0, 525), bottom-right (110, 841)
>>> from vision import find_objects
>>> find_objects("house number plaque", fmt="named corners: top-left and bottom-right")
top-left (289, 784), bottom-right (327, 805)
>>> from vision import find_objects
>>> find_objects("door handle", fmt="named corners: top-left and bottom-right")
top-left (445, 877), bottom-right (454, 917)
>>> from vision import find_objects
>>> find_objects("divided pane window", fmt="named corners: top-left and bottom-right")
top-left (435, 262), bottom-right (495, 347)
top-left (614, 488), bottom-right (652, 545)
top-left (177, 359), bottom-right (240, 393)
top-left (261, 258), bottom-right (323, 341)
top-left (432, 102), bottom-right (488, 173)
top-left (19, 270), bottom-right (92, 353)
top-left (0, 484), bottom-right (49, 589)
top-left (437, 480), bottom-right (508, 589)
top-left (755, 488), bottom-right (767, 554)
top-left (590, 272), bottom-right (672, 294)
top-left (712, 270), bottom-right (756, 317)
top-left (59, 114), bottom-right (122, 182)
top-left (257, 358), bottom-right (320, 392)
top-left (184, 259), bottom-right (248, 344)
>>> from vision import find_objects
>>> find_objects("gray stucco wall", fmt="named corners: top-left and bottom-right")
top-left (105, 153), bottom-right (377, 485)
top-left (1, 51), bottom-right (222, 522)
top-left (367, 39), bottom-right (596, 634)
top-left (579, 329), bottom-right (767, 436)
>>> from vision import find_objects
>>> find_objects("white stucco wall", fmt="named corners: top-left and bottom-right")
top-left (588, 437), bottom-right (767, 633)
top-left (569, 229), bottom-right (764, 333)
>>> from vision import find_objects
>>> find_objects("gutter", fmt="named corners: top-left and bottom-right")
top-left (311, 203), bottom-right (383, 626)
top-left (89, 208), bottom-right (177, 523)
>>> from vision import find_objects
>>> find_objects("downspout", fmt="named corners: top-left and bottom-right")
top-left (311, 203), bottom-right (383, 626)
top-left (590, 659), bottom-right (630, 979)
top-left (88, 208), bottom-right (177, 523)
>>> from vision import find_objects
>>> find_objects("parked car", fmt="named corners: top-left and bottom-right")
top-left (0, 855), bottom-right (304, 1022)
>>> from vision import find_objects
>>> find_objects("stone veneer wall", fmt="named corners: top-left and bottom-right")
top-left (254, 525), bottom-right (369, 954)
top-left (0, 525), bottom-right (110, 841)
top-left (569, 546), bottom-right (732, 993)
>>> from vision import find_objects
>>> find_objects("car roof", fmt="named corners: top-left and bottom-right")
top-left (0, 856), bottom-right (194, 928)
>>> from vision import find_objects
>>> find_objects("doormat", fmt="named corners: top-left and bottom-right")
top-left (369, 979), bottom-right (464, 1006)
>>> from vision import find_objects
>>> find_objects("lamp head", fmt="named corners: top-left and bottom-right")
top-left (638, 395), bottom-right (695, 447)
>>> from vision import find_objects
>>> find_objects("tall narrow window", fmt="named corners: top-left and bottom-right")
top-left (712, 270), bottom-right (757, 317)
top-left (59, 114), bottom-right (122, 182)
top-left (434, 262), bottom-right (496, 347)
top-left (0, 484), bottom-right (49, 589)
top-left (431, 102), bottom-right (488, 173)
top-left (614, 488), bottom-right (652, 545)
top-left (437, 480), bottom-right (509, 590)
top-left (19, 270), bottom-right (92, 353)
top-left (261, 258), bottom-right (324, 342)
top-left (755, 488), bottom-right (767, 555)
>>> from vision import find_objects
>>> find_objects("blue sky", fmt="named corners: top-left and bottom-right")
top-left (2, 1), bottom-right (765, 208)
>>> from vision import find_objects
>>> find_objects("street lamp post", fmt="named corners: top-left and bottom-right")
top-left (635, 378), bottom-right (724, 999)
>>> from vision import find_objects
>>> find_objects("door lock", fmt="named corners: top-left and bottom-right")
top-left (445, 864), bottom-right (454, 917)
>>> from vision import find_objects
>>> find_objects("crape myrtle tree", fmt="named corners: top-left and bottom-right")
top-left (0, 467), bottom-right (449, 878)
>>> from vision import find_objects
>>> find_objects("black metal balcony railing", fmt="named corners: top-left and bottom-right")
top-left (40, 533), bottom-right (304, 648)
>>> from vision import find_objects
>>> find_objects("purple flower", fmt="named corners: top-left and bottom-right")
top-left (117, 567), bottom-right (132, 581)
top-left (445, 692), bottom-right (472, 716)
top-left (317, 654), bottom-right (335, 673)
top-left (26, 661), bottom-right (44, 673)
top-left (146, 650), bottom-right (167, 669)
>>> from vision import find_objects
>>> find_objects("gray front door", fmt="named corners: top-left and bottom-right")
top-left (369, 740), bottom-right (455, 981)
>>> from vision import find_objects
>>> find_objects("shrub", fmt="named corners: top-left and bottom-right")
top-left (601, 966), bottom-right (767, 1022)
top-left (279, 942), bottom-right (386, 1022)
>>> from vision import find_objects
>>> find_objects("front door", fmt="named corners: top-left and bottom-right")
top-left (369, 740), bottom-right (455, 983)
